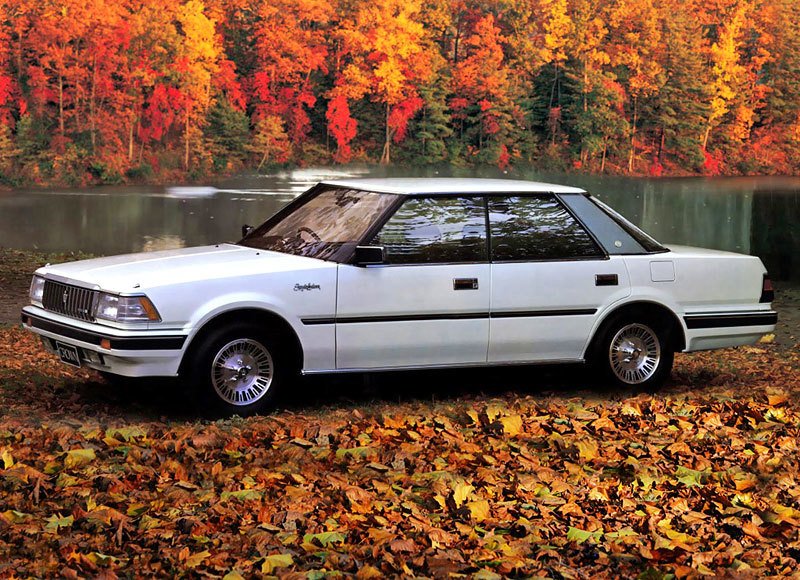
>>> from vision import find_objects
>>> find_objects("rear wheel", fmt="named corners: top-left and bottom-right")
top-left (186, 324), bottom-right (291, 416)
top-left (595, 316), bottom-right (674, 390)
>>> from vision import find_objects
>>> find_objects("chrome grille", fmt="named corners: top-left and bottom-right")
top-left (42, 281), bottom-right (97, 322)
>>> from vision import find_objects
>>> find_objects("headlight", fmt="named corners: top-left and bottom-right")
top-left (95, 293), bottom-right (161, 323)
top-left (30, 275), bottom-right (45, 306)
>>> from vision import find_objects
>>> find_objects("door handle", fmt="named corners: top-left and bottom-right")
top-left (595, 274), bottom-right (618, 286)
top-left (454, 278), bottom-right (479, 290)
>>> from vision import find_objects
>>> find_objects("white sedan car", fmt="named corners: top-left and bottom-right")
top-left (22, 178), bottom-right (776, 415)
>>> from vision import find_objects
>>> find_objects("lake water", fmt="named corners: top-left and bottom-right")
top-left (0, 166), bottom-right (798, 280)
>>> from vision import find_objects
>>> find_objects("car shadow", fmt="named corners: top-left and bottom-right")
top-left (278, 363), bottom-right (637, 414)
top-left (27, 362), bottom-right (679, 424)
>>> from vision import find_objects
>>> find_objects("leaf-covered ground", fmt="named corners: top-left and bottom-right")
top-left (1, 323), bottom-right (799, 578)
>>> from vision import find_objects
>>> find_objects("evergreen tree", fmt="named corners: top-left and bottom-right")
top-left (205, 98), bottom-right (250, 169)
top-left (397, 68), bottom-right (453, 164)
top-left (640, 5), bottom-right (711, 170)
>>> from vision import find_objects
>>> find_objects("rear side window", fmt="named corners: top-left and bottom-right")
top-left (488, 196), bottom-right (603, 261)
top-left (559, 194), bottom-right (648, 254)
top-left (371, 196), bottom-right (487, 264)
top-left (587, 196), bottom-right (666, 253)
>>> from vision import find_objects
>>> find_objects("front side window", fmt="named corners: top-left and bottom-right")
top-left (240, 187), bottom-right (398, 261)
top-left (371, 196), bottom-right (488, 264)
top-left (489, 196), bottom-right (603, 261)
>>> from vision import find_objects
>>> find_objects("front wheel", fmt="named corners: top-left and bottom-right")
top-left (596, 317), bottom-right (674, 390)
top-left (186, 324), bottom-right (290, 416)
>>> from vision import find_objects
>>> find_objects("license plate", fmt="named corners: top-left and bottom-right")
top-left (56, 342), bottom-right (82, 368)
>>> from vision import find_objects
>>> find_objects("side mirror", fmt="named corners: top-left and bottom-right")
top-left (241, 224), bottom-right (253, 238)
top-left (353, 245), bottom-right (385, 266)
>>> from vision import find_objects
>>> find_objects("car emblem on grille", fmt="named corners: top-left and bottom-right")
top-left (62, 290), bottom-right (69, 305)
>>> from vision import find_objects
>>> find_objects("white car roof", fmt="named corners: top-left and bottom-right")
top-left (320, 177), bottom-right (586, 195)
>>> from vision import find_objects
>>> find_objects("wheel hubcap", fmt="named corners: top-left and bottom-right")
top-left (211, 339), bottom-right (273, 406)
top-left (609, 323), bottom-right (661, 384)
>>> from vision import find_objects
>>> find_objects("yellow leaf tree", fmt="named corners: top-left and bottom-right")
top-left (176, 0), bottom-right (223, 171)
top-left (331, 0), bottom-right (432, 164)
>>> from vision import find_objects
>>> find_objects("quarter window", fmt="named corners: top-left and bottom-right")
top-left (371, 196), bottom-right (488, 264)
top-left (488, 196), bottom-right (602, 261)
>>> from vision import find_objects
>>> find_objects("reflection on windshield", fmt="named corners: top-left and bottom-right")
top-left (239, 187), bottom-right (398, 261)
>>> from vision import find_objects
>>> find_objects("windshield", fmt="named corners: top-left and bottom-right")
top-left (239, 186), bottom-right (399, 261)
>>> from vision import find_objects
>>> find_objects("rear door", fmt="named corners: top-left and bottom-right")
top-left (335, 196), bottom-right (490, 369)
top-left (488, 195), bottom-right (630, 362)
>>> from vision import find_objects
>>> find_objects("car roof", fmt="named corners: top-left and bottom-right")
top-left (320, 178), bottom-right (587, 195)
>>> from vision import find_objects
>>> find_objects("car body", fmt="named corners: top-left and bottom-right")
top-left (21, 178), bottom-right (777, 414)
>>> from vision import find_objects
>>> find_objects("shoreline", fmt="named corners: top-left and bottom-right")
top-left (3, 166), bottom-right (800, 194)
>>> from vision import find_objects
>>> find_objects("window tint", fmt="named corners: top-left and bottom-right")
top-left (488, 196), bottom-right (602, 261)
top-left (372, 197), bottom-right (487, 264)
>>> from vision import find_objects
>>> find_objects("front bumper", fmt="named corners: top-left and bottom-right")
top-left (21, 307), bottom-right (187, 377)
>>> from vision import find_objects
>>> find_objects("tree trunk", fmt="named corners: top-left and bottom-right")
top-left (583, 67), bottom-right (588, 113)
top-left (257, 147), bottom-right (269, 170)
top-left (380, 103), bottom-right (391, 165)
top-left (453, 16), bottom-right (461, 65)
top-left (15, 34), bottom-right (22, 84)
top-left (628, 96), bottom-right (638, 173)
top-left (421, 105), bottom-right (427, 158)
top-left (128, 116), bottom-right (135, 162)
top-left (184, 104), bottom-right (190, 171)
top-left (549, 62), bottom-right (560, 145)
top-left (702, 124), bottom-right (711, 151)
top-left (601, 139), bottom-right (607, 173)
top-left (58, 75), bottom-right (65, 136)
top-left (90, 57), bottom-right (97, 154)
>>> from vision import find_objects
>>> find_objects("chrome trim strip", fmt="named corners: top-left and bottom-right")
top-left (302, 358), bottom-right (585, 375)
top-left (43, 274), bottom-right (101, 290)
top-left (301, 308), bottom-right (597, 325)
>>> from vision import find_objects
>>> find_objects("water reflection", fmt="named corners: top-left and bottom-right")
top-left (0, 168), bottom-right (798, 280)
top-left (140, 235), bottom-right (186, 253)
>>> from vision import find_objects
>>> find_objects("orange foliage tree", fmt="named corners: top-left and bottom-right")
top-left (330, 0), bottom-right (432, 164)
top-left (1, 0), bottom-right (800, 181)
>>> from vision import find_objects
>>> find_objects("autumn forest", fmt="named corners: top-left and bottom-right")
top-left (0, 0), bottom-right (799, 186)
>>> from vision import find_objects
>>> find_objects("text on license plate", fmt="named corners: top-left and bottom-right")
top-left (56, 342), bottom-right (82, 368)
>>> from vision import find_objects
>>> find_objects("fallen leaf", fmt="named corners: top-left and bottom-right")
top-left (453, 482), bottom-right (475, 507)
top-left (185, 550), bottom-right (210, 569)
top-left (64, 448), bottom-right (95, 469)
top-left (467, 500), bottom-right (490, 521)
top-left (44, 514), bottom-right (74, 533)
top-left (261, 553), bottom-right (294, 573)
top-left (500, 415), bottom-right (523, 436)
top-left (303, 531), bottom-right (346, 547)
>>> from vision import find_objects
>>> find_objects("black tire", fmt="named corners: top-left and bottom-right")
top-left (593, 314), bottom-right (674, 391)
top-left (184, 323), bottom-right (292, 417)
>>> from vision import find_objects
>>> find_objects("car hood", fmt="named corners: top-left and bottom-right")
top-left (37, 244), bottom-right (335, 292)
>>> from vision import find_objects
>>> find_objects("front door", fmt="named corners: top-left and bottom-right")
top-left (336, 196), bottom-right (490, 369)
